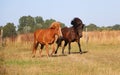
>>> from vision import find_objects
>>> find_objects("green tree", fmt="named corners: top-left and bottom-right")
top-left (43, 19), bottom-right (56, 28)
top-left (34, 16), bottom-right (44, 30)
top-left (60, 22), bottom-right (65, 28)
top-left (43, 19), bottom-right (65, 28)
top-left (3, 23), bottom-right (17, 38)
top-left (86, 23), bottom-right (98, 31)
top-left (35, 16), bottom-right (44, 24)
top-left (18, 15), bottom-right (35, 33)
top-left (0, 26), bottom-right (3, 36)
top-left (0, 26), bottom-right (3, 29)
top-left (112, 24), bottom-right (120, 30)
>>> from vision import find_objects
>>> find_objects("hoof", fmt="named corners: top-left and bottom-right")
top-left (47, 54), bottom-right (50, 57)
top-left (62, 52), bottom-right (65, 55)
top-left (55, 51), bottom-right (57, 54)
top-left (80, 52), bottom-right (82, 54)
top-left (32, 55), bottom-right (35, 58)
top-left (68, 52), bottom-right (71, 54)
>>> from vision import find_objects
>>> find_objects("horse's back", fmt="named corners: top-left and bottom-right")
top-left (34, 29), bottom-right (45, 39)
top-left (62, 27), bottom-right (74, 35)
top-left (34, 29), bottom-right (48, 41)
top-left (34, 29), bottom-right (55, 44)
top-left (61, 27), bottom-right (77, 42)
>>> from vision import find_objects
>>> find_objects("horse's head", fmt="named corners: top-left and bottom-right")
top-left (71, 17), bottom-right (84, 37)
top-left (50, 22), bottom-right (63, 38)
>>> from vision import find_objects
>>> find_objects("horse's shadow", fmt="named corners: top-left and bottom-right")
top-left (34, 51), bottom-right (88, 58)
top-left (71, 51), bottom-right (88, 54)
top-left (51, 54), bottom-right (67, 57)
top-left (52, 51), bottom-right (88, 57)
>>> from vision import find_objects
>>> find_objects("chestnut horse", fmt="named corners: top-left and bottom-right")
top-left (32, 22), bottom-right (62, 57)
top-left (55, 18), bottom-right (84, 54)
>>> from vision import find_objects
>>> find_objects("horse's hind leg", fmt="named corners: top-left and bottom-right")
top-left (68, 43), bottom-right (71, 54)
top-left (45, 44), bottom-right (50, 57)
top-left (78, 41), bottom-right (82, 54)
top-left (62, 41), bottom-right (67, 54)
top-left (32, 42), bottom-right (39, 57)
top-left (39, 44), bottom-right (44, 57)
top-left (51, 43), bottom-right (55, 56)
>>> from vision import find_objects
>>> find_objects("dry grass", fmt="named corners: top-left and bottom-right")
top-left (82, 30), bottom-right (120, 44)
top-left (0, 31), bottom-right (120, 75)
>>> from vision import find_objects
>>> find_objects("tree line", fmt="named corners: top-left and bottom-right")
top-left (0, 15), bottom-right (65, 38)
top-left (84, 23), bottom-right (120, 31)
top-left (0, 15), bottom-right (120, 38)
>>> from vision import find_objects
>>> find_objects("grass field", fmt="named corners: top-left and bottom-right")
top-left (0, 31), bottom-right (120, 75)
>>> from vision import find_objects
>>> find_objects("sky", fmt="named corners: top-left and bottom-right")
top-left (0, 0), bottom-right (120, 27)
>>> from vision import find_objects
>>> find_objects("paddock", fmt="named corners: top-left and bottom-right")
top-left (0, 31), bottom-right (120, 75)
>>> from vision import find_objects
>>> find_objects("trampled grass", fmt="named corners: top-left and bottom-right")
top-left (0, 31), bottom-right (120, 75)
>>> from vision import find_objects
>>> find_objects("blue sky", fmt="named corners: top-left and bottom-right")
top-left (1, 0), bottom-right (120, 27)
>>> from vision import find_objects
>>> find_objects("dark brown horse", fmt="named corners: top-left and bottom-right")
top-left (55, 18), bottom-right (84, 54)
top-left (32, 22), bottom-right (62, 57)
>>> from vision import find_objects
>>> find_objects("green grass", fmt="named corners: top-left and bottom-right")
top-left (0, 42), bottom-right (120, 75)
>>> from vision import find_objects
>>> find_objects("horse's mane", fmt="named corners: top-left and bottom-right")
top-left (49, 22), bottom-right (61, 29)
top-left (71, 17), bottom-right (83, 28)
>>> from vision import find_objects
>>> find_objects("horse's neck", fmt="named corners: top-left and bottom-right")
top-left (49, 29), bottom-right (57, 37)
top-left (71, 27), bottom-right (77, 32)
top-left (50, 29), bottom-right (59, 43)
top-left (71, 27), bottom-right (79, 36)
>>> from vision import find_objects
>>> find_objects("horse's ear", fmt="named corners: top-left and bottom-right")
top-left (50, 25), bottom-right (56, 29)
top-left (50, 22), bottom-right (56, 29)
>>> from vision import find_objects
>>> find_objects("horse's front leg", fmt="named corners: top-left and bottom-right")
top-left (68, 42), bottom-right (71, 54)
top-left (78, 41), bottom-right (82, 54)
top-left (51, 43), bottom-right (55, 56)
top-left (55, 41), bottom-right (61, 54)
top-left (55, 44), bottom-right (59, 54)
top-left (32, 42), bottom-right (39, 58)
top-left (39, 44), bottom-right (44, 57)
top-left (45, 44), bottom-right (50, 57)
top-left (62, 41), bottom-right (67, 54)
top-left (55, 38), bottom-right (62, 54)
